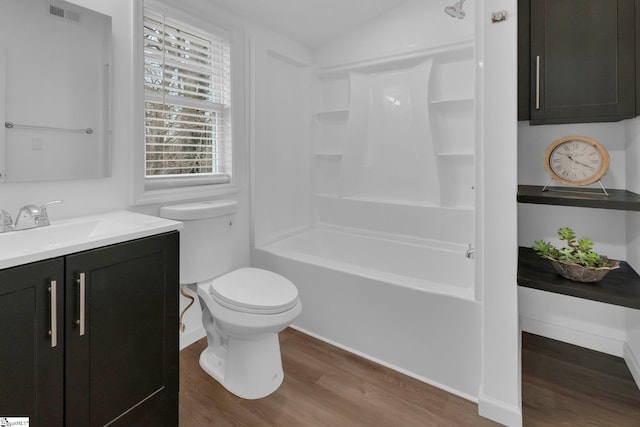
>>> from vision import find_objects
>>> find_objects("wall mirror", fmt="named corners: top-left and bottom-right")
top-left (0, 0), bottom-right (111, 182)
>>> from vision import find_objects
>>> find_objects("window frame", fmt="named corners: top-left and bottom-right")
top-left (132, 0), bottom-right (243, 205)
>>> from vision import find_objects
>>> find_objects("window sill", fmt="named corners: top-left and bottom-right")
top-left (132, 183), bottom-right (240, 206)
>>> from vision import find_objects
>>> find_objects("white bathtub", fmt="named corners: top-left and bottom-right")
top-left (252, 226), bottom-right (482, 400)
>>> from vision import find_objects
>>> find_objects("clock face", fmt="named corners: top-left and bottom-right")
top-left (544, 136), bottom-right (609, 186)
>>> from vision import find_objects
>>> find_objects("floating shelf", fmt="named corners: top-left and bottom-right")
top-left (518, 247), bottom-right (640, 310)
top-left (518, 185), bottom-right (640, 211)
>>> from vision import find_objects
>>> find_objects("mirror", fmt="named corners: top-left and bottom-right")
top-left (0, 0), bottom-right (111, 182)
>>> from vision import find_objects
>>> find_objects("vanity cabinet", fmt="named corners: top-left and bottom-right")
top-left (0, 258), bottom-right (65, 425)
top-left (519, 0), bottom-right (637, 124)
top-left (0, 232), bottom-right (179, 427)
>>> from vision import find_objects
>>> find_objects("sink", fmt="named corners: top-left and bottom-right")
top-left (0, 210), bottom-right (182, 269)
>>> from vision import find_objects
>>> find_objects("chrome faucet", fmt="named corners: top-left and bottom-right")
top-left (12, 200), bottom-right (63, 231)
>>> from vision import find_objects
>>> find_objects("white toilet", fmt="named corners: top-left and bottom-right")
top-left (160, 200), bottom-right (302, 399)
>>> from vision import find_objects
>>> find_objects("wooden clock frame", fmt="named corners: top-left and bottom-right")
top-left (543, 135), bottom-right (610, 187)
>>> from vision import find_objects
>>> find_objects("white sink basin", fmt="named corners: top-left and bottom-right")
top-left (0, 210), bottom-right (182, 269)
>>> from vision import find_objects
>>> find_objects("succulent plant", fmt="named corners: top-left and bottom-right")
top-left (533, 227), bottom-right (611, 268)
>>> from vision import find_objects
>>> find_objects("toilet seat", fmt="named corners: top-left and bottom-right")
top-left (209, 268), bottom-right (299, 314)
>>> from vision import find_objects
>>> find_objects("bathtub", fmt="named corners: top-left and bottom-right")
top-left (252, 226), bottom-right (482, 400)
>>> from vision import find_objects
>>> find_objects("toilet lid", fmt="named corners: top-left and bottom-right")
top-left (210, 268), bottom-right (299, 314)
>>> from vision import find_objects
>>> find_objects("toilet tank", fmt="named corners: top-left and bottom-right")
top-left (160, 200), bottom-right (237, 285)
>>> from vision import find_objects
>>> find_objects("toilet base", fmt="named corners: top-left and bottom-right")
top-left (199, 333), bottom-right (285, 400)
top-left (199, 347), bottom-right (226, 384)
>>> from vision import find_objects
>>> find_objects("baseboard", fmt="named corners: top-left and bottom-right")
top-left (623, 342), bottom-right (640, 391)
top-left (520, 316), bottom-right (625, 357)
top-left (180, 326), bottom-right (206, 350)
top-left (478, 392), bottom-right (522, 427)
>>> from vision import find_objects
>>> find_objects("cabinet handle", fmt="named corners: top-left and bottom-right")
top-left (76, 273), bottom-right (85, 336)
top-left (49, 280), bottom-right (57, 348)
top-left (535, 55), bottom-right (541, 110)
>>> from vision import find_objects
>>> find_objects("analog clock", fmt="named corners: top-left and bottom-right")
top-left (543, 136), bottom-right (610, 186)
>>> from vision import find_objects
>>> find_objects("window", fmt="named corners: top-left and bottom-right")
top-left (143, 8), bottom-right (231, 188)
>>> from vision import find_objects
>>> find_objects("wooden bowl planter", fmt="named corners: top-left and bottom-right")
top-left (534, 227), bottom-right (621, 283)
top-left (547, 258), bottom-right (620, 283)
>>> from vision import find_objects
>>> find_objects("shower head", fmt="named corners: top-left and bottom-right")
top-left (445, 0), bottom-right (466, 19)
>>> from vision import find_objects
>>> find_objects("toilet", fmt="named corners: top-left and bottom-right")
top-left (160, 200), bottom-right (302, 399)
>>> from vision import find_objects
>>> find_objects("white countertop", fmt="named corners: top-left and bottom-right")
top-left (0, 210), bottom-right (182, 270)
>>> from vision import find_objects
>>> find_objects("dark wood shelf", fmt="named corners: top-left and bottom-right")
top-left (518, 247), bottom-right (640, 310)
top-left (517, 185), bottom-right (640, 211)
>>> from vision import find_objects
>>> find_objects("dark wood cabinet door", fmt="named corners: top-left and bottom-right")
top-left (528, 0), bottom-right (635, 124)
top-left (0, 259), bottom-right (64, 427)
top-left (64, 232), bottom-right (179, 427)
top-left (518, 0), bottom-right (532, 121)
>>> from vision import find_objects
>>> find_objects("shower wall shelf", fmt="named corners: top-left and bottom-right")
top-left (429, 54), bottom-right (475, 210)
top-left (314, 73), bottom-right (349, 199)
top-left (314, 112), bottom-right (348, 156)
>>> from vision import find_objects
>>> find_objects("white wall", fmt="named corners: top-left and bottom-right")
top-left (249, 25), bottom-right (314, 246)
top-left (625, 117), bottom-right (640, 271)
top-left (518, 121), bottom-right (627, 190)
top-left (624, 117), bottom-right (640, 387)
top-left (519, 287), bottom-right (629, 355)
top-left (477, 1), bottom-right (521, 425)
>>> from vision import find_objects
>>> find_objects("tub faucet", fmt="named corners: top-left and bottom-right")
top-left (465, 244), bottom-right (475, 259)
top-left (13, 200), bottom-right (63, 231)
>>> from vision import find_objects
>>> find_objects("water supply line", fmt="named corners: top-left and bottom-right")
top-left (179, 287), bottom-right (195, 333)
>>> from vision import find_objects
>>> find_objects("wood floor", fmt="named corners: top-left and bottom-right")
top-left (179, 329), bottom-right (640, 426)
top-left (522, 333), bottom-right (640, 426)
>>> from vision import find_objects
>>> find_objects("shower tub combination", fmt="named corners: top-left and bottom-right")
top-left (252, 226), bottom-right (482, 400)
top-left (252, 23), bottom-right (480, 399)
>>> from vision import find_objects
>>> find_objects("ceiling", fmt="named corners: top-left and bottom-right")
top-left (207, 0), bottom-right (410, 48)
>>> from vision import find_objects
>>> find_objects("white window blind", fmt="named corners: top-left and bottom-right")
top-left (143, 9), bottom-right (231, 185)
